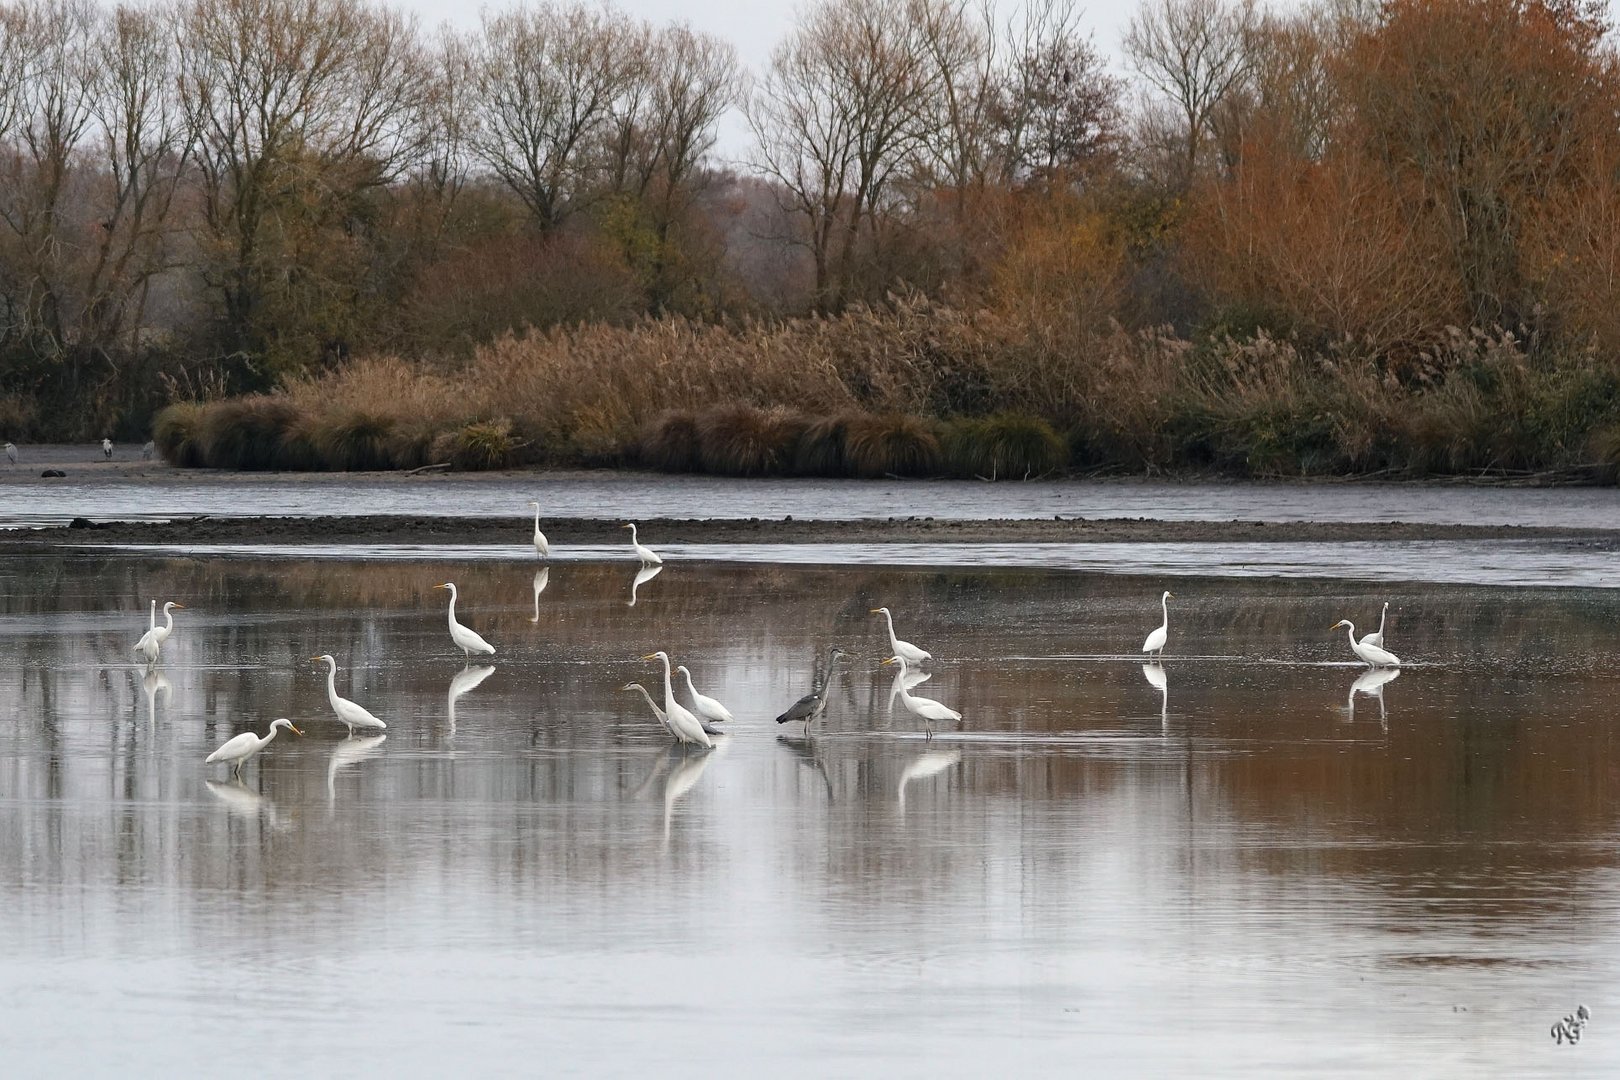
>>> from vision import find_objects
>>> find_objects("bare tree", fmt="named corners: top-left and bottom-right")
top-left (1124, 0), bottom-right (1258, 181)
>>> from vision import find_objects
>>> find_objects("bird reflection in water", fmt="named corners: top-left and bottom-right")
top-left (327, 734), bottom-right (388, 807)
top-left (662, 740), bottom-right (723, 850)
top-left (446, 664), bottom-right (496, 740)
top-left (141, 667), bottom-right (171, 728)
top-left (897, 749), bottom-right (961, 810)
top-left (1344, 666), bottom-right (1400, 726)
top-left (530, 567), bottom-right (549, 623)
top-left (1141, 662), bottom-right (1167, 734)
top-left (627, 563), bottom-right (663, 607)
top-left (776, 732), bottom-right (835, 803)
top-left (205, 778), bottom-right (285, 829)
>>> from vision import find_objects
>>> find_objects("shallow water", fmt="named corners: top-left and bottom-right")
top-left (6, 469), bottom-right (1620, 528)
top-left (2, 556), bottom-right (1617, 1075)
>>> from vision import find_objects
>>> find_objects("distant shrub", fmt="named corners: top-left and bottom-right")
top-left (639, 410), bottom-right (702, 472)
top-left (195, 397), bottom-right (304, 470)
top-left (793, 413), bottom-right (858, 476)
top-left (153, 403), bottom-right (206, 468)
top-left (449, 419), bottom-right (519, 470)
top-left (843, 413), bottom-right (941, 478)
top-left (311, 410), bottom-right (397, 471)
top-left (696, 404), bottom-right (806, 476)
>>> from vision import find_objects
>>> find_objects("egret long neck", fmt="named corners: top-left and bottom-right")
top-left (1160, 595), bottom-right (1169, 628)
top-left (882, 610), bottom-right (898, 647)
top-left (446, 587), bottom-right (458, 627)
top-left (1378, 606), bottom-right (1387, 634)
top-left (149, 600), bottom-right (155, 629)
top-left (162, 606), bottom-right (175, 632)
top-left (1344, 624), bottom-right (1358, 646)
top-left (261, 725), bottom-right (281, 749)
top-left (533, 507), bottom-right (541, 532)
top-left (325, 661), bottom-right (340, 707)
top-left (658, 656), bottom-right (675, 711)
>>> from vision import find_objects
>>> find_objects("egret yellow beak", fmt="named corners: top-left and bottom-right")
top-left (1165, 593), bottom-right (1174, 599)
top-left (640, 653), bottom-right (658, 661)
top-left (621, 523), bottom-right (633, 529)
top-left (432, 583), bottom-right (449, 590)
top-left (308, 655), bottom-right (323, 662)
top-left (290, 725), bottom-right (304, 736)
top-left (869, 608), bottom-right (882, 614)
top-left (173, 603), bottom-right (187, 609)
top-left (880, 657), bottom-right (896, 666)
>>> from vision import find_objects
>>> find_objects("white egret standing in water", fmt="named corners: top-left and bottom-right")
top-left (871, 607), bottom-right (931, 664)
top-left (776, 646), bottom-right (848, 735)
top-left (623, 522), bottom-right (663, 566)
top-left (1141, 591), bottom-right (1173, 660)
top-left (882, 655), bottom-right (961, 738)
top-left (101, 438), bottom-right (112, 459)
top-left (677, 665), bottom-right (735, 725)
top-left (133, 600), bottom-right (184, 664)
top-left (311, 654), bottom-right (387, 735)
top-left (1330, 620), bottom-right (1401, 667)
top-left (530, 567), bottom-right (549, 622)
top-left (622, 682), bottom-right (674, 738)
top-left (4, 441), bottom-right (15, 466)
top-left (1359, 602), bottom-right (1390, 649)
top-left (641, 652), bottom-right (712, 748)
top-left (527, 500), bottom-right (550, 558)
top-left (206, 718), bottom-right (301, 777)
top-left (433, 582), bottom-right (495, 659)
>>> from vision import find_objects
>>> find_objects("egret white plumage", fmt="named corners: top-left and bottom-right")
top-left (433, 582), bottom-right (495, 658)
top-left (641, 652), bottom-right (712, 747)
top-left (1330, 620), bottom-right (1401, 667)
top-left (677, 665), bottom-right (735, 725)
top-left (623, 522), bottom-right (662, 566)
top-left (882, 655), bottom-right (961, 738)
top-left (205, 717), bottom-right (301, 777)
top-left (133, 600), bottom-right (184, 664)
top-left (311, 654), bottom-right (387, 735)
top-left (1141, 591), bottom-right (1173, 659)
top-left (526, 500), bottom-right (549, 558)
top-left (4, 441), bottom-right (15, 466)
top-left (870, 606), bottom-right (930, 664)
top-left (1359, 602), bottom-right (1390, 649)
top-left (101, 438), bottom-right (112, 459)
top-left (775, 646), bottom-right (848, 735)
top-left (622, 681), bottom-right (674, 738)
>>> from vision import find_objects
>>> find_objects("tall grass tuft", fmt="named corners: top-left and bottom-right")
top-left (793, 413), bottom-right (857, 476)
top-left (311, 410), bottom-right (398, 471)
top-left (695, 404), bottom-right (806, 476)
top-left (843, 413), bottom-right (941, 478)
top-left (639, 410), bottom-right (702, 472)
top-left (195, 397), bottom-right (304, 470)
top-left (153, 402), bottom-right (206, 467)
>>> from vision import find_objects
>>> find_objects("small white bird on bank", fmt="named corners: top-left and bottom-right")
top-left (142, 440), bottom-right (154, 460)
top-left (206, 718), bottom-right (301, 777)
top-left (871, 606), bottom-right (931, 664)
top-left (312, 654), bottom-right (387, 735)
top-left (1359, 602), bottom-right (1390, 649)
top-left (1142, 591), bottom-right (1173, 659)
top-left (433, 581), bottom-right (495, 658)
top-left (101, 438), bottom-right (112, 459)
top-left (641, 651), bottom-right (712, 748)
top-left (623, 522), bottom-right (662, 566)
top-left (1331, 619), bottom-right (1401, 667)
top-left (527, 500), bottom-right (549, 558)
top-left (678, 665), bottom-right (735, 725)
top-left (5, 441), bottom-right (16, 466)
top-left (882, 655), bottom-right (961, 738)
top-left (133, 600), bottom-right (184, 664)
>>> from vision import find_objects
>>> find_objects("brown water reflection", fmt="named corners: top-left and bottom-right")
top-left (1, 555), bottom-right (1618, 1075)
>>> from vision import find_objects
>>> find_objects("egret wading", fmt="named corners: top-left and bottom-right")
top-left (311, 654), bottom-right (387, 735)
top-left (527, 501), bottom-right (549, 558)
top-left (882, 655), bottom-right (961, 739)
top-left (1359, 602), bottom-right (1390, 649)
top-left (623, 523), bottom-right (662, 566)
top-left (1330, 620), bottom-right (1401, 668)
top-left (623, 681), bottom-right (723, 738)
top-left (4, 441), bottom-right (15, 466)
top-left (206, 718), bottom-right (302, 777)
top-left (678, 665), bottom-right (735, 725)
top-left (775, 646), bottom-right (848, 735)
top-left (101, 438), bottom-right (112, 459)
top-left (433, 582), bottom-right (495, 659)
top-left (1141, 591), bottom-right (1173, 660)
top-left (133, 601), bottom-right (184, 665)
top-left (871, 607), bottom-right (930, 664)
top-left (641, 652), bottom-right (712, 747)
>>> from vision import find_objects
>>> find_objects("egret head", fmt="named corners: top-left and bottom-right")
top-left (528, 500), bottom-right (539, 508)
top-left (433, 582), bottom-right (453, 591)
top-left (272, 718), bottom-right (304, 736)
top-left (676, 664), bottom-right (691, 676)
top-left (165, 601), bottom-right (186, 611)
top-left (880, 655), bottom-right (902, 667)
top-left (1162, 591), bottom-right (1173, 600)
top-left (640, 651), bottom-right (667, 662)
top-left (309, 653), bottom-right (335, 666)
top-left (1330, 619), bottom-right (1350, 631)
top-left (621, 523), bottom-right (634, 530)
top-left (619, 682), bottom-right (643, 693)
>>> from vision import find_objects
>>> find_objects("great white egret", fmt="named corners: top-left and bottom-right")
top-left (897, 749), bottom-right (961, 808)
top-left (776, 646), bottom-right (848, 735)
top-left (888, 662), bottom-right (931, 714)
top-left (1330, 620), bottom-right (1401, 667)
top-left (641, 651), bottom-right (712, 748)
top-left (133, 600), bottom-right (184, 664)
top-left (622, 681), bottom-right (674, 738)
top-left (870, 606), bottom-right (931, 663)
top-left (311, 654), bottom-right (387, 735)
top-left (4, 441), bottom-right (15, 466)
top-left (1360, 602), bottom-right (1390, 649)
top-left (148, 599), bottom-right (156, 630)
top-left (101, 438), bottom-right (112, 459)
top-left (627, 563), bottom-right (662, 606)
top-left (526, 501), bottom-right (550, 558)
top-left (433, 582), bottom-right (495, 658)
top-left (882, 655), bottom-right (961, 738)
top-left (678, 665), bottom-right (735, 725)
top-left (1142, 591), bottom-right (1173, 659)
top-left (623, 522), bottom-right (662, 566)
top-left (206, 717), bottom-right (301, 777)
top-left (530, 567), bottom-right (549, 623)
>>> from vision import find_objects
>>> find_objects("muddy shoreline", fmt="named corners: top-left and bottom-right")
top-left (3, 513), bottom-right (1616, 550)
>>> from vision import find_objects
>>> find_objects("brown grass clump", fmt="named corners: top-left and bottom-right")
top-left (843, 413), bottom-right (941, 478)
top-left (639, 410), bottom-right (703, 472)
top-left (153, 402), bottom-right (206, 468)
top-left (195, 397), bottom-right (305, 470)
top-left (793, 413), bottom-right (858, 476)
top-left (695, 404), bottom-right (806, 476)
top-left (942, 413), bottom-right (1067, 479)
top-left (310, 410), bottom-right (398, 471)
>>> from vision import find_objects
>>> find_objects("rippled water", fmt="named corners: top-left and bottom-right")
top-left (6, 468), bottom-right (1620, 528)
top-left (2, 556), bottom-right (1616, 1075)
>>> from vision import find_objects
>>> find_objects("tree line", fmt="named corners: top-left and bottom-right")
top-left (1, 0), bottom-right (1617, 444)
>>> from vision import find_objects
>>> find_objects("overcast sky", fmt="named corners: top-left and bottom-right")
top-left (393, 0), bottom-right (1145, 160)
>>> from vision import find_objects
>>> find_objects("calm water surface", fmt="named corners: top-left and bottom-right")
top-left (3, 556), bottom-right (1618, 1076)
